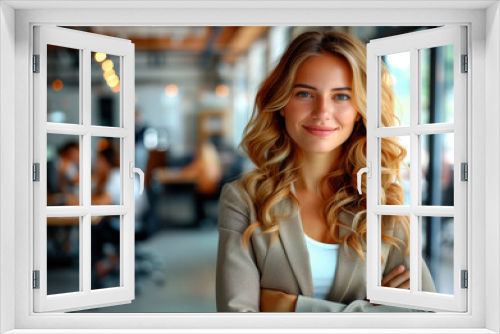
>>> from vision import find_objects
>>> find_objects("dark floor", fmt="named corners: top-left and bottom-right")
top-left (76, 225), bottom-right (219, 313)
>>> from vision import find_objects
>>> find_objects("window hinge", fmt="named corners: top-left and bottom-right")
top-left (461, 270), bottom-right (468, 289)
top-left (33, 54), bottom-right (40, 73)
top-left (461, 162), bottom-right (468, 181)
top-left (33, 163), bottom-right (40, 182)
top-left (33, 270), bottom-right (40, 289)
top-left (461, 54), bottom-right (468, 73)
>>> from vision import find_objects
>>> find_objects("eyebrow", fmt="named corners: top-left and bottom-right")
top-left (293, 83), bottom-right (351, 91)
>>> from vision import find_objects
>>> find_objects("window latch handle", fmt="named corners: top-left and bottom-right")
top-left (357, 162), bottom-right (371, 195)
top-left (129, 161), bottom-right (144, 195)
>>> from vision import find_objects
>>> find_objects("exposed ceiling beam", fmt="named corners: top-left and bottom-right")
top-left (222, 26), bottom-right (269, 63)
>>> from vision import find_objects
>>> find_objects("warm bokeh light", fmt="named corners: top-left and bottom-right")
top-left (106, 75), bottom-right (120, 88)
top-left (103, 69), bottom-right (116, 80)
top-left (111, 83), bottom-right (120, 93)
top-left (165, 84), bottom-right (179, 97)
top-left (94, 52), bottom-right (107, 62)
top-left (215, 84), bottom-right (230, 98)
top-left (52, 79), bottom-right (64, 91)
top-left (101, 59), bottom-right (114, 71)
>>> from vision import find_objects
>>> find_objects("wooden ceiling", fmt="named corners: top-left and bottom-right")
top-left (84, 26), bottom-right (270, 63)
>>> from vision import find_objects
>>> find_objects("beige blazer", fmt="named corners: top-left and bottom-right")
top-left (216, 179), bottom-right (436, 312)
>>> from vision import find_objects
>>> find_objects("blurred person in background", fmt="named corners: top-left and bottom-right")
top-left (90, 140), bottom-right (121, 287)
top-left (48, 141), bottom-right (80, 206)
top-left (164, 137), bottom-right (223, 226)
top-left (91, 140), bottom-right (120, 206)
top-left (192, 138), bottom-right (223, 225)
top-left (216, 30), bottom-right (435, 312)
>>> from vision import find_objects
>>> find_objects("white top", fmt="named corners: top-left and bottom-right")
top-left (304, 233), bottom-right (339, 300)
top-left (291, 182), bottom-right (339, 299)
top-left (291, 183), bottom-right (339, 299)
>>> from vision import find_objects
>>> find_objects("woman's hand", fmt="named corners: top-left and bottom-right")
top-left (260, 288), bottom-right (298, 312)
top-left (369, 265), bottom-right (410, 306)
top-left (382, 265), bottom-right (410, 289)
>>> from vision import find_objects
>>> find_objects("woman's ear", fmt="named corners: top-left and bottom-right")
top-left (280, 109), bottom-right (285, 117)
top-left (356, 113), bottom-right (362, 122)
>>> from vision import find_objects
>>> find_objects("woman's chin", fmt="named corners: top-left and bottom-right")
top-left (301, 148), bottom-right (339, 155)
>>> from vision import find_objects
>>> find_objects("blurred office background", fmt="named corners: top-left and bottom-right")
top-left (44, 26), bottom-right (454, 312)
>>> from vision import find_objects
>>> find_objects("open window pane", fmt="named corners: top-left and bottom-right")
top-left (421, 133), bottom-right (454, 206)
top-left (366, 26), bottom-right (466, 312)
top-left (91, 137), bottom-right (121, 205)
top-left (34, 25), bottom-right (135, 313)
top-left (421, 216), bottom-right (454, 295)
top-left (92, 52), bottom-right (121, 127)
top-left (47, 45), bottom-right (80, 124)
top-left (420, 45), bottom-right (454, 124)
top-left (47, 133), bottom-right (80, 206)
top-left (47, 217), bottom-right (80, 295)
top-left (381, 136), bottom-right (410, 205)
top-left (380, 215), bottom-right (411, 289)
top-left (382, 52), bottom-right (410, 127)
top-left (92, 215), bottom-right (121, 290)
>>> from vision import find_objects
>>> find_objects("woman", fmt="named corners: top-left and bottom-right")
top-left (216, 30), bottom-right (435, 312)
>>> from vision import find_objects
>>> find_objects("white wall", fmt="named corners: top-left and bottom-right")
top-left (0, 2), bottom-right (16, 333)
top-left (485, 2), bottom-right (500, 333)
top-left (6, 5), bottom-right (497, 332)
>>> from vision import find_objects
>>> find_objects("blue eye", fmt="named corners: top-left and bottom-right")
top-left (296, 91), bottom-right (312, 98)
top-left (335, 94), bottom-right (350, 101)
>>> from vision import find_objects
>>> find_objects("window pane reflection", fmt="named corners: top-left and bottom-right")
top-left (91, 215), bottom-right (121, 290)
top-left (382, 52), bottom-right (411, 127)
top-left (421, 216), bottom-right (454, 295)
top-left (47, 134), bottom-right (80, 206)
top-left (421, 133), bottom-right (454, 206)
top-left (380, 136), bottom-right (410, 205)
top-left (91, 52), bottom-right (121, 127)
top-left (47, 45), bottom-right (80, 124)
top-left (380, 215), bottom-right (410, 288)
top-left (47, 217), bottom-right (80, 295)
top-left (420, 45), bottom-right (454, 124)
top-left (91, 137), bottom-right (121, 206)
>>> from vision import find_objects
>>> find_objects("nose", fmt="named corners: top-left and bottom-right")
top-left (311, 94), bottom-right (333, 120)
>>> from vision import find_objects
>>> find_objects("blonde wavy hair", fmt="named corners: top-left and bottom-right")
top-left (239, 30), bottom-right (409, 262)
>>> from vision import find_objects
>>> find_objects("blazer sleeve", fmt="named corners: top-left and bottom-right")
top-left (382, 226), bottom-right (437, 294)
top-left (295, 297), bottom-right (423, 312)
top-left (216, 183), bottom-right (261, 312)
top-left (295, 225), bottom-right (435, 312)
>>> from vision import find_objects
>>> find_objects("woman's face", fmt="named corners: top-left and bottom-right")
top-left (280, 53), bottom-right (361, 156)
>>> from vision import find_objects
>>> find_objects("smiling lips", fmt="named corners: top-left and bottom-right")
top-left (303, 125), bottom-right (338, 137)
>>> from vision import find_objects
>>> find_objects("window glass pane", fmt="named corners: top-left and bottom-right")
top-left (420, 45), bottom-right (454, 124)
top-left (91, 52), bottom-right (121, 127)
top-left (421, 133), bottom-right (454, 206)
top-left (380, 136), bottom-right (410, 205)
top-left (421, 216), bottom-right (454, 295)
top-left (47, 217), bottom-right (80, 295)
top-left (91, 137), bottom-right (121, 205)
top-left (47, 133), bottom-right (80, 206)
top-left (47, 45), bottom-right (80, 124)
top-left (91, 215), bottom-right (121, 290)
top-left (379, 215), bottom-right (411, 289)
top-left (382, 52), bottom-right (410, 127)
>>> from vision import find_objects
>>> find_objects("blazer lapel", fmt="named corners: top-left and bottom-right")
top-left (275, 193), bottom-right (361, 301)
top-left (278, 206), bottom-right (314, 298)
top-left (328, 244), bottom-right (361, 302)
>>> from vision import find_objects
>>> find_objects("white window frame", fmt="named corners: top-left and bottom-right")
top-left (1, 1), bottom-right (498, 333)
top-left (366, 26), bottom-right (468, 312)
top-left (33, 25), bottom-right (136, 313)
